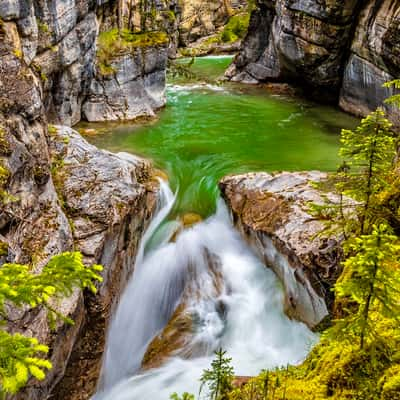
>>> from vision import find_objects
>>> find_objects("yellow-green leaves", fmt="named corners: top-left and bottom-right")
top-left (330, 224), bottom-right (400, 350)
top-left (0, 331), bottom-right (51, 394)
top-left (383, 80), bottom-right (400, 108)
top-left (0, 252), bottom-right (103, 395)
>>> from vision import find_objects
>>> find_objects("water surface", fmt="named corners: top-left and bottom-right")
top-left (81, 55), bottom-right (357, 217)
top-left (88, 56), bottom-right (358, 400)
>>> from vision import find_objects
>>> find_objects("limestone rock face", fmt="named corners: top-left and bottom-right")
top-left (0, 0), bottom-right (102, 126)
top-left (0, 10), bottom-right (159, 400)
top-left (227, 0), bottom-right (400, 121)
top-left (83, 46), bottom-right (168, 122)
top-left (0, 0), bottom-right (172, 126)
top-left (226, 0), bottom-right (360, 97)
top-left (179, 0), bottom-right (234, 45)
top-left (219, 172), bottom-right (343, 328)
top-left (48, 127), bottom-right (158, 400)
top-left (340, 0), bottom-right (400, 124)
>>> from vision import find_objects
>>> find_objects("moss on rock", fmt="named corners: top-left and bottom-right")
top-left (96, 29), bottom-right (168, 76)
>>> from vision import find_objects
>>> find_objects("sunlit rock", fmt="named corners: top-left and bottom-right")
top-left (220, 171), bottom-right (344, 328)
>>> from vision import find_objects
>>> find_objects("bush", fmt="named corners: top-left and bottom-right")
top-left (220, 14), bottom-right (250, 43)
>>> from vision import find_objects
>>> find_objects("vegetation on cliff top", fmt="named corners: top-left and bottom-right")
top-left (96, 28), bottom-right (168, 76)
top-left (220, 13), bottom-right (250, 43)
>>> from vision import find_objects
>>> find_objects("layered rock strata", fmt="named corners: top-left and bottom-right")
top-left (220, 171), bottom-right (343, 328)
top-left (0, 8), bottom-right (159, 400)
top-left (83, 45), bottom-right (168, 122)
top-left (0, 0), bottom-right (171, 126)
top-left (227, 0), bottom-right (400, 122)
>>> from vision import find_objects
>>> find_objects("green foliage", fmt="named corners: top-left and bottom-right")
top-left (0, 252), bottom-right (103, 395)
top-left (36, 19), bottom-right (49, 34)
top-left (170, 392), bottom-right (195, 400)
top-left (383, 80), bottom-right (400, 108)
top-left (328, 224), bottom-right (400, 349)
top-left (97, 29), bottom-right (168, 76)
top-left (226, 85), bottom-right (400, 400)
top-left (0, 332), bottom-right (51, 394)
top-left (200, 349), bottom-right (234, 400)
top-left (339, 109), bottom-right (395, 234)
top-left (0, 127), bottom-right (11, 156)
top-left (220, 13), bottom-right (250, 43)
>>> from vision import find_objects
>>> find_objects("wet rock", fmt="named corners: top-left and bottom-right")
top-left (182, 213), bottom-right (203, 228)
top-left (219, 171), bottom-right (343, 328)
top-left (141, 249), bottom-right (225, 370)
top-left (46, 126), bottom-right (158, 400)
top-left (227, 0), bottom-right (400, 122)
top-left (339, 0), bottom-right (400, 125)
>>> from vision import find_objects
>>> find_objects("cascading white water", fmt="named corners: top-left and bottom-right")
top-left (94, 182), bottom-right (317, 400)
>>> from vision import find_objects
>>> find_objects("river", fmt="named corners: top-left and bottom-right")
top-left (81, 55), bottom-right (357, 400)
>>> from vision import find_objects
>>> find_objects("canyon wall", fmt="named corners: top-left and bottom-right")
top-left (0, 2), bottom-right (161, 399)
top-left (226, 0), bottom-right (400, 122)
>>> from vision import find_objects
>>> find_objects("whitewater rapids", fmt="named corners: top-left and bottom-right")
top-left (93, 181), bottom-right (316, 400)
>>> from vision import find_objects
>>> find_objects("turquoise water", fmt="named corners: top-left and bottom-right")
top-left (81, 56), bottom-right (357, 217)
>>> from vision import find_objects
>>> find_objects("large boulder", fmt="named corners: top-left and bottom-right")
top-left (219, 171), bottom-right (343, 328)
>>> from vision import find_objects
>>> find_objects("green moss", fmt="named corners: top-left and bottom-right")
top-left (96, 29), bottom-right (168, 76)
top-left (0, 163), bottom-right (10, 188)
top-left (162, 10), bottom-right (176, 23)
top-left (228, 317), bottom-right (400, 400)
top-left (37, 19), bottom-right (49, 34)
top-left (48, 124), bottom-right (57, 136)
top-left (220, 13), bottom-right (250, 43)
top-left (98, 63), bottom-right (116, 77)
top-left (13, 49), bottom-right (23, 59)
top-left (0, 241), bottom-right (8, 257)
top-left (0, 127), bottom-right (11, 156)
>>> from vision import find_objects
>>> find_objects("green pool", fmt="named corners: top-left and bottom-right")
top-left (80, 55), bottom-right (357, 217)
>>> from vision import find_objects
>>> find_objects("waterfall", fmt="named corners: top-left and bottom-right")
top-left (94, 182), bottom-right (316, 400)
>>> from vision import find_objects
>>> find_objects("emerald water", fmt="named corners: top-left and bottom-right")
top-left (92, 56), bottom-right (358, 399)
top-left (81, 55), bottom-right (357, 217)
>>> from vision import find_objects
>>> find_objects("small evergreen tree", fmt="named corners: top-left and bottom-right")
top-left (339, 109), bottom-right (395, 235)
top-left (0, 252), bottom-right (103, 395)
top-left (328, 224), bottom-right (400, 350)
top-left (199, 349), bottom-right (234, 400)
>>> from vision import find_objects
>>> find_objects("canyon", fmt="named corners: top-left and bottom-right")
top-left (0, 0), bottom-right (399, 399)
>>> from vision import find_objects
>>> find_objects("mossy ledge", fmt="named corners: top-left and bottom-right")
top-left (97, 29), bottom-right (168, 76)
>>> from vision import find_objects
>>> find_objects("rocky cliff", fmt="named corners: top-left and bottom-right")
top-left (179, 0), bottom-right (245, 45)
top-left (220, 172), bottom-right (343, 328)
top-left (226, 0), bottom-right (400, 122)
top-left (0, 2), bottom-right (160, 399)
top-left (0, 0), bottom-right (171, 126)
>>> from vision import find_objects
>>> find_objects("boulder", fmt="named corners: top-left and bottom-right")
top-left (141, 249), bottom-right (225, 370)
top-left (219, 171), bottom-right (343, 328)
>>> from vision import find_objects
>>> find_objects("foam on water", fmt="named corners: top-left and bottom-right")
top-left (94, 183), bottom-right (316, 400)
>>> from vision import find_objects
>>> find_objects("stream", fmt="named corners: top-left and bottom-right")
top-left (83, 56), bottom-right (358, 399)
